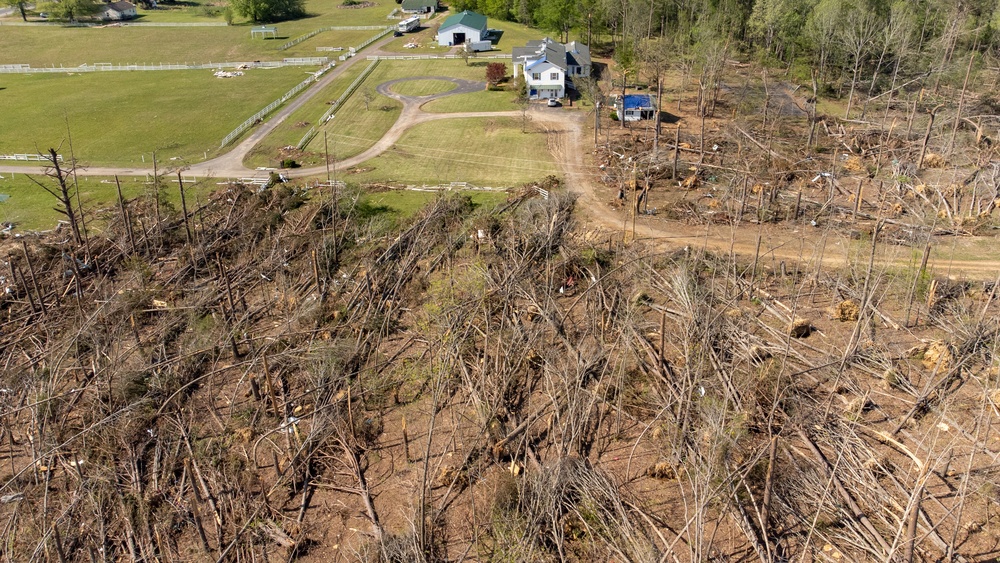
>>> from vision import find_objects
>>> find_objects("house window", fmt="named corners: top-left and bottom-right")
top-left (531, 73), bottom-right (540, 80)
top-left (550, 72), bottom-right (559, 80)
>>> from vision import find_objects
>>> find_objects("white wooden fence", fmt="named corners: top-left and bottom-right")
top-left (296, 59), bottom-right (381, 150)
top-left (219, 63), bottom-right (335, 148)
top-left (0, 21), bottom-right (226, 27)
top-left (367, 54), bottom-right (512, 61)
top-left (0, 59), bottom-right (328, 74)
top-left (0, 153), bottom-right (64, 162)
top-left (279, 25), bottom-right (391, 50)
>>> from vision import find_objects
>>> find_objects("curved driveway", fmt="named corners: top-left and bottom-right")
top-left (2, 54), bottom-right (999, 277)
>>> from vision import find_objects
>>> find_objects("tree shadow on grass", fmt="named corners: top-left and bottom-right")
top-left (355, 200), bottom-right (396, 219)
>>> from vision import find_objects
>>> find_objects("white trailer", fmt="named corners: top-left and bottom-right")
top-left (398, 16), bottom-right (420, 33)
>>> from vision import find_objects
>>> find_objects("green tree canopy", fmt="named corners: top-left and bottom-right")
top-left (229, 0), bottom-right (304, 23)
top-left (41, 0), bottom-right (100, 21)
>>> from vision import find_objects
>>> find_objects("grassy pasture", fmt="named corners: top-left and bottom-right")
top-left (0, 68), bottom-right (308, 166)
top-left (301, 59), bottom-right (492, 159)
top-left (389, 78), bottom-right (457, 96)
top-left (0, 173), bottom-right (217, 231)
top-left (420, 87), bottom-right (520, 112)
top-left (243, 62), bottom-right (369, 168)
top-left (0, 25), bottom-right (382, 66)
top-left (345, 117), bottom-right (557, 186)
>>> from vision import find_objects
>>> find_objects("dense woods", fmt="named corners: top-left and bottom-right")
top-left (455, 0), bottom-right (1000, 100)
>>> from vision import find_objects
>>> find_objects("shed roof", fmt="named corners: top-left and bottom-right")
top-left (565, 41), bottom-right (591, 68)
top-left (440, 10), bottom-right (487, 32)
top-left (107, 1), bottom-right (136, 11)
top-left (401, 0), bottom-right (436, 10)
top-left (621, 95), bottom-right (654, 110)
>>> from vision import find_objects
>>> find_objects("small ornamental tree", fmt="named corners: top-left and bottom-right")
top-left (485, 62), bottom-right (507, 87)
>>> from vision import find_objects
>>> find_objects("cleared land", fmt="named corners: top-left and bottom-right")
top-left (0, 68), bottom-right (308, 166)
top-left (344, 117), bottom-right (557, 186)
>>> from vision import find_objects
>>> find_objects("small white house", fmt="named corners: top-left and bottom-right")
top-left (614, 94), bottom-right (657, 121)
top-left (437, 10), bottom-right (488, 48)
top-left (512, 38), bottom-right (591, 100)
top-left (98, 0), bottom-right (137, 20)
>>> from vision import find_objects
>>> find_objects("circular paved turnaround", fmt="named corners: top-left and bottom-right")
top-left (376, 76), bottom-right (486, 102)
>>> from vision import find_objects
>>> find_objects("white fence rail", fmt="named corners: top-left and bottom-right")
top-left (0, 21), bottom-right (226, 27)
top-left (220, 63), bottom-right (334, 148)
top-left (119, 22), bottom-right (228, 26)
top-left (367, 54), bottom-right (512, 61)
top-left (0, 60), bottom-right (328, 74)
top-left (296, 59), bottom-right (381, 150)
top-left (354, 27), bottom-right (393, 53)
top-left (279, 25), bottom-right (391, 50)
top-left (0, 153), bottom-right (64, 162)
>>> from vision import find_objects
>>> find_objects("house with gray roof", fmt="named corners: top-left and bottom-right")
top-left (512, 38), bottom-right (591, 100)
top-left (98, 0), bottom-right (137, 20)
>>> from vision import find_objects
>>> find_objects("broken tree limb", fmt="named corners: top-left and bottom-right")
top-left (797, 428), bottom-right (892, 556)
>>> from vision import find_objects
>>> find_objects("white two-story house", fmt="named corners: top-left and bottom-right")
top-left (512, 38), bottom-right (591, 100)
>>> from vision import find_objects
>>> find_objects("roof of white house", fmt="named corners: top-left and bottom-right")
top-left (565, 41), bottom-right (591, 69)
top-left (439, 10), bottom-right (486, 32)
top-left (512, 38), bottom-right (567, 71)
top-left (512, 38), bottom-right (591, 72)
top-left (106, 0), bottom-right (136, 12)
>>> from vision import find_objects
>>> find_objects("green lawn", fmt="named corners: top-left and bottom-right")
top-left (362, 189), bottom-right (506, 218)
top-left (484, 19), bottom-right (545, 54)
top-left (282, 29), bottom-right (379, 58)
top-left (421, 87), bottom-right (520, 112)
top-left (390, 79), bottom-right (457, 96)
top-left (298, 60), bottom-right (525, 160)
top-left (301, 60), bottom-right (488, 159)
top-left (245, 59), bottom-right (512, 169)
top-left (0, 68), bottom-right (308, 167)
top-left (128, 0), bottom-right (228, 23)
top-left (243, 63), bottom-right (369, 168)
top-left (0, 173), bottom-right (216, 231)
top-left (0, 25), bottom-right (386, 66)
top-left (345, 117), bottom-right (557, 186)
top-left (311, 92), bottom-right (403, 159)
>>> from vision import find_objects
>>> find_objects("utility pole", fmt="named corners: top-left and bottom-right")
top-left (594, 101), bottom-right (600, 146)
top-left (324, 131), bottom-right (331, 186)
